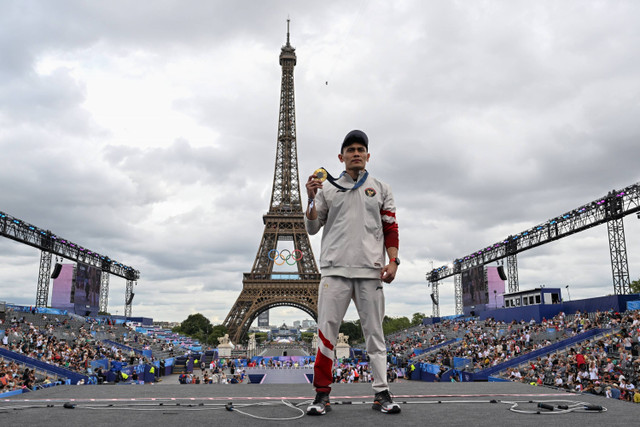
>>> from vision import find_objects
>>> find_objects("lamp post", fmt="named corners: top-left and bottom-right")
top-left (494, 290), bottom-right (497, 309)
top-left (565, 285), bottom-right (571, 301)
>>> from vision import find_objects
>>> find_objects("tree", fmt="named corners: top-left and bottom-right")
top-left (300, 331), bottom-right (315, 344)
top-left (631, 278), bottom-right (640, 294)
top-left (208, 324), bottom-right (228, 346)
top-left (382, 315), bottom-right (411, 336)
top-left (411, 312), bottom-right (426, 326)
top-left (253, 332), bottom-right (268, 344)
top-left (173, 313), bottom-right (215, 343)
top-left (339, 320), bottom-right (363, 344)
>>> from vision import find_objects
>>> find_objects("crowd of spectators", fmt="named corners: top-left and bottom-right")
top-left (178, 368), bottom-right (246, 384)
top-left (1, 315), bottom-right (154, 372)
top-left (385, 309), bottom-right (640, 403)
top-left (394, 310), bottom-right (617, 372)
top-left (329, 362), bottom-right (402, 385)
top-left (0, 310), bottom-right (165, 392)
top-left (0, 359), bottom-right (50, 393)
top-left (4, 304), bottom-right (640, 404)
top-left (504, 310), bottom-right (640, 402)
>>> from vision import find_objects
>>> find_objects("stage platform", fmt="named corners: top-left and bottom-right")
top-left (1, 381), bottom-right (636, 426)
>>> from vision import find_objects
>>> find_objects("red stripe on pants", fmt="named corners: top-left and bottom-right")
top-left (318, 329), bottom-right (334, 351)
top-left (313, 346), bottom-right (333, 393)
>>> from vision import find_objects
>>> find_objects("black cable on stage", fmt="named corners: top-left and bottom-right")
top-left (0, 397), bottom-right (607, 419)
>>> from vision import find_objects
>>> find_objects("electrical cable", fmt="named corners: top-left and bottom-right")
top-left (0, 400), bottom-right (306, 421)
top-left (502, 399), bottom-right (607, 415)
top-left (0, 397), bottom-right (607, 419)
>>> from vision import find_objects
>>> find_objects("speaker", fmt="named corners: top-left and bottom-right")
top-left (51, 263), bottom-right (62, 279)
top-left (126, 293), bottom-right (135, 305)
top-left (497, 265), bottom-right (507, 281)
top-left (430, 293), bottom-right (438, 305)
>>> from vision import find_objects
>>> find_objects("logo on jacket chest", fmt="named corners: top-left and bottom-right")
top-left (364, 187), bottom-right (377, 197)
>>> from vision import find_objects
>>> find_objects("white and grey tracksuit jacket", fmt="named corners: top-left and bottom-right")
top-left (305, 169), bottom-right (399, 276)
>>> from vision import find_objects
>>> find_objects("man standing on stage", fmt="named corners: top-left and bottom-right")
top-left (305, 130), bottom-right (401, 415)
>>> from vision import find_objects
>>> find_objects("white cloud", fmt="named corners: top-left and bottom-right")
top-left (1, 1), bottom-right (640, 328)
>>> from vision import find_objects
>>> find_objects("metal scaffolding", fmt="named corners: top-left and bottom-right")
top-left (454, 274), bottom-right (462, 315)
top-left (431, 281), bottom-right (440, 318)
top-left (427, 182), bottom-right (640, 297)
top-left (0, 210), bottom-right (139, 312)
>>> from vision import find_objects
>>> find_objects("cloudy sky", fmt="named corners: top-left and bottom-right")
top-left (1, 1), bottom-right (639, 328)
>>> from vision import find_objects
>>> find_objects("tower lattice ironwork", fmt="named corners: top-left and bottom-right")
top-left (223, 21), bottom-right (320, 344)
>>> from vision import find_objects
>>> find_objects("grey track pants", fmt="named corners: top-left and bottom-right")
top-left (314, 276), bottom-right (389, 393)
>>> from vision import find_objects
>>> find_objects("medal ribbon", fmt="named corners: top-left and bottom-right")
top-left (321, 168), bottom-right (369, 192)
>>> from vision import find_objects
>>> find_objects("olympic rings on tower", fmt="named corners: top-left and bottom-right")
top-left (268, 249), bottom-right (304, 265)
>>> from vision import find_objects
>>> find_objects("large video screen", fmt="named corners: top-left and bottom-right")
top-left (51, 264), bottom-right (75, 310)
top-left (462, 265), bottom-right (488, 307)
top-left (486, 266), bottom-right (506, 309)
top-left (72, 262), bottom-right (101, 308)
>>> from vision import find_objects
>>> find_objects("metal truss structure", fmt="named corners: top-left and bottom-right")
top-left (223, 21), bottom-right (321, 344)
top-left (427, 181), bottom-right (640, 303)
top-left (36, 251), bottom-right (52, 307)
top-left (507, 254), bottom-right (519, 293)
top-left (1, 210), bottom-right (139, 313)
top-left (454, 274), bottom-right (462, 315)
top-left (431, 281), bottom-right (440, 318)
top-left (124, 280), bottom-right (135, 317)
top-left (100, 272), bottom-right (110, 314)
top-left (608, 216), bottom-right (631, 295)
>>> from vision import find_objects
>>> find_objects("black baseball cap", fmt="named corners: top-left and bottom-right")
top-left (341, 130), bottom-right (368, 152)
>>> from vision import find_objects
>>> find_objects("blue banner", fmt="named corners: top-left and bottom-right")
top-left (453, 357), bottom-right (472, 369)
top-left (422, 363), bottom-right (440, 374)
top-left (627, 300), bottom-right (640, 311)
top-left (91, 359), bottom-right (110, 370)
top-left (6, 305), bottom-right (68, 315)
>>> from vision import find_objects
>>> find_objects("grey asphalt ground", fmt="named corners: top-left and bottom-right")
top-left (1, 380), bottom-right (637, 427)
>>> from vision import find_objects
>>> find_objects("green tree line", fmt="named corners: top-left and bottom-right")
top-left (339, 312), bottom-right (425, 345)
top-left (172, 313), bottom-right (227, 346)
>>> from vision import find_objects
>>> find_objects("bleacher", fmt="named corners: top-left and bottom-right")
top-left (397, 308), bottom-right (639, 403)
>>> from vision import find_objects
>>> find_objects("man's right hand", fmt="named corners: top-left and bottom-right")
top-left (306, 174), bottom-right (323, 200)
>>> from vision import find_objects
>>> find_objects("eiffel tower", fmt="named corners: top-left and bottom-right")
top-left (223, 21), bottom-right (321, 344)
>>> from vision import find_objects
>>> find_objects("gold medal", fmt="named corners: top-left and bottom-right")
top-left (314, 168), bottom-right (327, 182)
